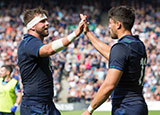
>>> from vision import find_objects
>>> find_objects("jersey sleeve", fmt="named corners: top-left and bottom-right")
top-left (109, 43), bottom-right (128, 71)
top-left (25, 38), bottom-right (44, 58)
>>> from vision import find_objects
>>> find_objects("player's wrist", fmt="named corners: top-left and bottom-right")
top-left (67, 31), bottom-right (77, 42)
top-left (84, 30), bottom-right (89, 35)
top-left (51, 31), bottom-right (77, 52)
top-left (52, 39), bottom-right (65, 52)
top-left (84, 27), bottom-right (90, 35)
top-left (14, 103), bottom-right (18, 107)
top-left (87, 105), bottom-right (95, 113)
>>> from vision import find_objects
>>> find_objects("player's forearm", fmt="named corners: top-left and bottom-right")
top-left (39, 16), bottom-right (85, 57)
top-left (89, 69), bottom-right (123, 112)
top-left (90, 83), bottom-right (113, 112)
top-left (39, 31), bottom-right (77, 57)
top-left (74, 25), bottom-right (83, 38)
top-left (16, 92), bottom-right (22, 105)
top-left (85, 31), bottom-right (111, 60)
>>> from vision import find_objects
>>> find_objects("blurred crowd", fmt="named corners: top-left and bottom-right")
top-left (0, 0), bottom-right (160, 103)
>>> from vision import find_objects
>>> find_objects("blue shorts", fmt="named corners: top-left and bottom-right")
top-left (20, 101), bottom-right (60, 115)
top-left (112, 101), bottom-right (148, 115)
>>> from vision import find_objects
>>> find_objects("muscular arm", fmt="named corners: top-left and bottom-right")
top-left (90, 69), bottom-right (123, 110)
top-left (39, 15), bottom-right (87, 57)
top-left (82, 69), bottom-right (123, 115)
top-left (85, 31), bottom-right (111, 60)
top-left (39, 27), bottom-right (83, 57)
top-left (39, 36), bottom-right (69, 57)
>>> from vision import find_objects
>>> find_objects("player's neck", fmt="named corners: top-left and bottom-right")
top-left (117, 30), bottom-right (132, 40)
top-left (28, 31), bottom-right (44, 41)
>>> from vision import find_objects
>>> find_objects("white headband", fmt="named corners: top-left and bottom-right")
top-left (26, 14), bottom-right (47, 30)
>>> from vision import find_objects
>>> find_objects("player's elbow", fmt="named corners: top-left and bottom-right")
top-left (108, 84), bottom-right (115, 91)
top-left (39, 48), bottom-right (55, 57)
top-left (39, 45), bottom-right (56, 57)
top-left (47, 49), bottom-right (55, 55)
top-left (103, 84), bottom-right (115, 94)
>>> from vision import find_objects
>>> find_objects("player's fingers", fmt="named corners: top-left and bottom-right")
top-left (80, 14), bottom-right (84, 19)
top-left (79, 14), bottom-right (88, 27)
top-left (80, 14), bottom-right (87, 21)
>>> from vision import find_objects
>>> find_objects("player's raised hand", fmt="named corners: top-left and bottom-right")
top-left (79, 14), bottom-right (87, 24)
top-left (74, 14), bottom-right (87, 37)
top-left (80, 14), bottom-right (89, 34)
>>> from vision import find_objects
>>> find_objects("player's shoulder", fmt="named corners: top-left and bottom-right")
top-left (111, 42), bottom-right (128, 51)
top-left (119, 35), bottom-right (141, 44)
top-left (20, 34), bottom-right (43, 48)
top-left (22, 34), bottom-right (42, 45)
top-left (20, 34), bottom-right (36, 46)
top-left (113, 35), bottom-right (143, 50)
top-left (110, 42), bottom-right (129, 58)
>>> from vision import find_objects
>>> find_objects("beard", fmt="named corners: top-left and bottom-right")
top-left (36, 28), bottom-right (49, 37)
top-left (109, 29), bottom-right (118, 39)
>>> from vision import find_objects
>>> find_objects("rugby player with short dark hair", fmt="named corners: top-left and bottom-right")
top-left (82, 6), bottom-right (148, 115)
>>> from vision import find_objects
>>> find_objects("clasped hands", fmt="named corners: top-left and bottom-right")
top-left (79, 14), bottom-right (90, 35)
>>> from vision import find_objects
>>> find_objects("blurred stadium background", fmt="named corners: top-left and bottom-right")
top-left (0, 0), bottom-right (160, 114)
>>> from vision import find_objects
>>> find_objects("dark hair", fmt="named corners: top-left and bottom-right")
top-left (108, 6), bottom-right (135, 30)
top-left (1, 65), bottom-right (13, 74)
top-left (23, 7), bottom-right (48, 26)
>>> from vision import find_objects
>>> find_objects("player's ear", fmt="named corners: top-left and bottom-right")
top-left (31, 26), bottom-right (36, 31)
top-left (116, 21), bottom-right (121, 29)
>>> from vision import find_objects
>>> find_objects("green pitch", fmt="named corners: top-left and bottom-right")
top-left (61, 111), bottom-right (111, 115)
top-left (61, 111), bottom-right (160, 115)
top-left (16, 110), bottom-right (160, 115)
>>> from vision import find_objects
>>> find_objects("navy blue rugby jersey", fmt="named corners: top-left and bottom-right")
top-left (17, 34), bottom-right (53, 103)
top-left (109, 35), bottom-right (147, 103)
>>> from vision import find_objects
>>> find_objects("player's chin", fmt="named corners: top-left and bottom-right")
top-left (42, 32), bottom-right (49, 37)
top-left (111, 36), bottom-right (118, 39)
top-left (43, 30), bottom-right (49, 35)
top-left (110, 33), bottom-right (118, 39)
